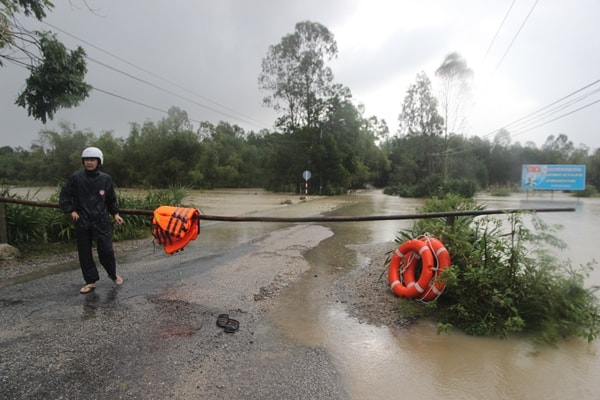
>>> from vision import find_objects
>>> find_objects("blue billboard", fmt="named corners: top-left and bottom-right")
top-left (522, 164), bottom-right (586, 191)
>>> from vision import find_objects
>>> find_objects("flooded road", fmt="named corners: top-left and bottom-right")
top-left (269, 190), bottom-right (600, 400)
top-left (3, 187), bottom-right (600, 399)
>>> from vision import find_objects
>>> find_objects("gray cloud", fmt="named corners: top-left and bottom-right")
top-left (1, 0), bottom-right (599, 150)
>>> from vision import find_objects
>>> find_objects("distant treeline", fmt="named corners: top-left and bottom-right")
top-left (1, 108), bottom-right (599, 197)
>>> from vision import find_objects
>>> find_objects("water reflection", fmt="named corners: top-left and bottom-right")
top-left (81, 287), bottom-right (122, 320)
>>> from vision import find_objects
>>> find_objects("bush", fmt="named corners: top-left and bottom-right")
top-left (440, 178), bottom-right (478, 198)
top-left (574, 185), bottom-right (598, 198)
top-left (111, 186), bottom-right (188, 241)
top-left (391, 195), bottom-right (600, 347)
top-left (385, 176), bottom-right (478, 198)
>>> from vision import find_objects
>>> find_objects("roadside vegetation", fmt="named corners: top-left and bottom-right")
top-left (0, 185), bottom-right (188, 258)
top-left (391, 195), bottom-right (600, 347)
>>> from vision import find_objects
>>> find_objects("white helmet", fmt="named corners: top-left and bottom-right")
top-left (81, 147), bottom-right (104, 165)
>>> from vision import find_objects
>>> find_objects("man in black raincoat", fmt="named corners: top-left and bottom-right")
top-left (59, 147), bottom-right (124, 294)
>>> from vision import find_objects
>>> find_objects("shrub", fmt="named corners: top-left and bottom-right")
top-left (574, 185), bottom-right (598, 198)
top-left (441, 178), bottom-right (478, 198)
top-left (385, 176), bottom-right (478, 199)
top-left (489, 186), bottom-right (513, 197)
top-left (391, 195), bottom-right (600, 347)
top-left (111, 186), bottom-right (189, 241)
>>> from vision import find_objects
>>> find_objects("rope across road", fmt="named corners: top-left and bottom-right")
top-left (0, 196), bottom-right (575, 222)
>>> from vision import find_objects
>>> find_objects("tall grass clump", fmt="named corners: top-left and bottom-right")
top-left (2, 185), bottom-right (189, 251)
top-left (391, 194), bottom-right (600, 347)
top-left (2, 187), bottom-right (59, 245)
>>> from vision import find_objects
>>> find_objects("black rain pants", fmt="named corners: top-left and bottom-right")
top-left (76, 224), bottom-right (118, 284)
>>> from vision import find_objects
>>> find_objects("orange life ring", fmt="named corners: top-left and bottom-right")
top-left (388, 239), bottom-right (435, 298)
top-left (403, 237), bottom-right (451, 301)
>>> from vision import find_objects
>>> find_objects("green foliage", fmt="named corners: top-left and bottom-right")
top-left (3, 188), bottom-right (53, 244)
top-left (392, 195), bottom-right (600, 346)
top-left (1, 0), bottom-right (52, 21)
top-left (259, 20), bottom-right (338, 130)
top-left (3, 15), bottom-right (599, 196)
top-left (2, 1), bottom-right (91, 121)
top-left (398, 71), bottom-right (443, 138)
top-left (385, 175), bottom-right (477, 198)
top-left (15, 32), bottom-right (91, 122)
top-left (442, 178), bottom-right (478, 198)
top-left (489, 186), bottom-right (513, 197)
top-left (1, 0), bottom-right (53, 57)
top-left (111, 187), bottom-right (189, 241)
top-left (575, 185), bottom-right (598, 198)
top-left (2, 84), bottom-right (599, 196)
top-left (2, 186), bottom-right (188, 249)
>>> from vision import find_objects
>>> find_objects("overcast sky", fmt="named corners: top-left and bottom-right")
top-left (2, 0), bottom-right (599, 151)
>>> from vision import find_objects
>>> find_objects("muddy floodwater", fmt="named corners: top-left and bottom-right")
top-left (5, 187), bottom-right (600, 399)
top-left (187, 188), bottom-right (600, 399)
top-left (258, 190), bottom-right (600, 400)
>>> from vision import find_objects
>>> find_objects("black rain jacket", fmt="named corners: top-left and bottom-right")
top-left (59, 169), bottom-right (120, 233)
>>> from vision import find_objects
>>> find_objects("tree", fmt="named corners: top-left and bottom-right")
top-left (588, 148), bottom-right (600, 191)
top-left (1, 0), bottom-right (91, 122)
top-left (492, 128), bottom-right (512, 149)
top-left (435, 53), bottom-right (473, 179)
top-left (398, 71), bottom-right (443, 137)
top-left (398, 71), bottom-right (444, 176)
top-left (258, 20), bottom-right (337, 131)
top-left (541, 133), bottom-right (574, 163)
top-left (434, 52), bottom-right (473, 137)
top-left (488, 129), bottom-right (516, 186)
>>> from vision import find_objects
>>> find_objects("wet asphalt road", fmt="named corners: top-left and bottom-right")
top-left (0, 224), bottom-right (346, 400)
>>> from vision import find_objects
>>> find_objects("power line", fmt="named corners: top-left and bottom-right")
top-left (480, 78), bottom-right (600, 139)
top-left (86, 55), bottom-right (265, 128)
top-left (466, 0), bottom-right (539, 135)
top-left (508, 99), bottom-right (600, 139)
top-left (40, 21), bottom-right (272, 130)
top-left (436, 79), bottom-right (600, 157)
top-left (465, 0), bottom-right (598, 147)
top-left (504, 88), bottom-right (600, 135)
top-left (491, 0), bottom-right (540, 75)
top-left (6, 54), bottom-right (207, 126)
top-left (499, 78), bottom-right (600, 128)
top-left (91, 87), bottom-right (204, 125)
top-left (481, 0), bottom-right (516, 65)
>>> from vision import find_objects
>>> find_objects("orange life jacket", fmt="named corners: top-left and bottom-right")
top-left (152, 206), bottom-right (200, 254)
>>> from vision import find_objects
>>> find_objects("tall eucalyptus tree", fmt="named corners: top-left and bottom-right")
top-left (258, 20), bottom-right (338, 131)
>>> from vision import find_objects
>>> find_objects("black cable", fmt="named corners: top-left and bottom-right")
top-left (40, 21), bottom-right (271, 129)
top-left (492, 0), bottom-right (540, 75)
top-left (86, 55), bottom-right (265, 128)
top-left (481, 0), bottom-right (516, 64)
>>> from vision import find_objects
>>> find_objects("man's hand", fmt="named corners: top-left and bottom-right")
top-left (114, 214), bottom-right (124, 225)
